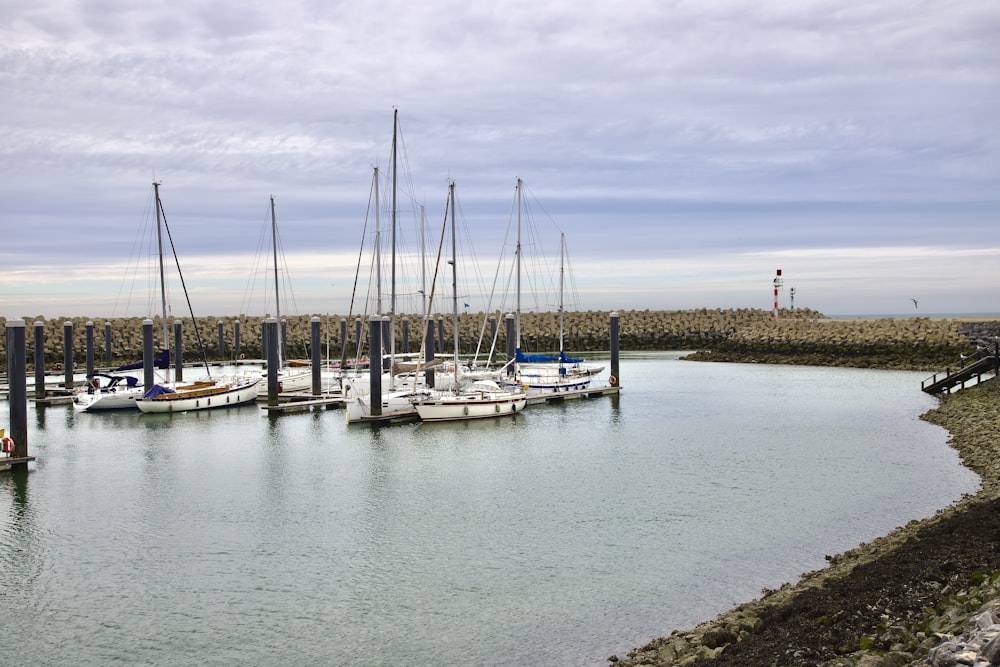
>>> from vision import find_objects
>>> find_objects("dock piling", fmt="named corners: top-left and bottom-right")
top-left (33, 321), bottom-right (45, 401)
top-left (6, 319), bottom-right (30, 468)
top-left (265, 318), bottom-right (279, 407)
top-left (63, 321), bottom-right (73, 390)
top-left (311, 317), bottom-right (321, 396)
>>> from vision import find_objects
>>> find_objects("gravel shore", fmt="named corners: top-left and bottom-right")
top-left (610, 374), bottom-right (1000, 666)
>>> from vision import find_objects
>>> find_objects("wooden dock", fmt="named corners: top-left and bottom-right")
top-left (260, 391), bottom-right (346, 414)
top-left (1, 455), bottom-right (36, 471)
top-left (526, 384), bottom-right (621, 406)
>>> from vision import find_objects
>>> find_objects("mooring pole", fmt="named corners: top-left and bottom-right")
top-left (437, 317), bottom-right (444, 355)
top-left (233, 320), bottom-right (242, 360)
top-left (33, 321), bottom-right (45, 401)
top-left (311, 316), bottom-right (321, 396)
top-left (340, 318), bottom-right (347, 363)
top-left (355, 318), bottom-right (363, 359)
top-left (143, 319), bottom-right (155, 391)
top-left (505, 313), bottom-right (516, 377)
top-left (218, 320), bottom-right (225, 358)
top-left (265, 318), bottom-right (279, 407)
top-left (104, 321), bottom-right (113, 365)
top-left (62, 321), bottom-right (74, 390)
top-left (369, 316), bottom-right (383, 417)
top-left (173, 320), bottom-right (183, 383)
top-left (424, 319), bottom-right (435, 389)
top-left (6, 319), bottom-right (29, 467)
top-left (85, 321), bottom-right (95, 376)
top-left (402, 317), bottom-right (409, 354)
top-left (610, 311), bottom-right (620, 388)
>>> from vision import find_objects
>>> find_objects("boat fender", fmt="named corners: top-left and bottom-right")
top-left (609, 375), bottom-right (617, 386)
top-left (1, 436), bottom-right (15, 454)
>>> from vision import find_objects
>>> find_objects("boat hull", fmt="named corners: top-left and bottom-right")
top-left (414, 394), bottom-right (527, 422)
top-left (136, 377), bottom-right (261, 414)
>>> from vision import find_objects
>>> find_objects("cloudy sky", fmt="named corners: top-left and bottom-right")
top-left (2, 0), bottom-right (997, 320)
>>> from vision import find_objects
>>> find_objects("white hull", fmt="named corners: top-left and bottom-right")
top-left (256, 367), bottom-right (315, 396)
top-left (414, 382), bottom-right (527, 422)
top-left (73, 387), bottom-right (144, 411)
top-left (136, 376), bottom-right (261, 413)
top-left (344, 387), bottom-right (433, 423)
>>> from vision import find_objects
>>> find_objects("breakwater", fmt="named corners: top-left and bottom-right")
top-left (2, 309), bottom-right (994, 372)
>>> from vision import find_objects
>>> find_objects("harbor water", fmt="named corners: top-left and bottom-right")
top-left (0, 353), bottom-right (979, 666)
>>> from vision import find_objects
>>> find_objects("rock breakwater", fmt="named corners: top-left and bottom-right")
top-left (0, 309), bottom-right (990, 372)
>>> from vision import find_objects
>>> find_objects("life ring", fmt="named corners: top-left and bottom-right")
top-left (1, 436), bottom-right (14, 454)
top-left (239, 353), bottom-right (246, 360)
top-left (609, 375), bottom-right (618, 386)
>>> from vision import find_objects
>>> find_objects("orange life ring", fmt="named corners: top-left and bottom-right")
top-left (609, 375), bottom-right (618, 386)
top-left (239, 353), bottom-right (246, 360)
top-left (1, 436), bottom-right (14, 454)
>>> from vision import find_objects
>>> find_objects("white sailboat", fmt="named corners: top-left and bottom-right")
top-left (135, 182), bottom-right (261, 414)
top-left (72, 349), bottom-right (170, 411)
top-left (345, 109), bottom-right (435, 423)
top-left (504, 179), bottom-right (604, 396)
top-left (414, 181), bottom-right (526, 422)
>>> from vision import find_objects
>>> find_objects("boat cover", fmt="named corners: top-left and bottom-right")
top-left (515, 349), bottom-right (584, 364)
top-left (142, 384), bottom-right (176, 399)
top-left (114, 349), bottom-right (170, 372)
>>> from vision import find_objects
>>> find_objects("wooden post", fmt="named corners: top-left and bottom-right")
top-left (63, 321), bottom-right (74, 390)
top-left (218, 320), bottom-right (225, 357)
top-left (311, 316), bottom-right (321, 396)
top-left (437, 317), bottom-right (444, 355)
top-left (233, 319), bottom-right (242, 360)
top-left (6, 319), bottom-right (29, 468)
top-left (33, 321), bottom-right (45, 400)
top-left (402, 317), bottom-right (409, 354)
top-left (265, 318), bottom-right (279, 407)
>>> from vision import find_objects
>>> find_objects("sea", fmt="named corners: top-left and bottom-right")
top-left (0, 352), bottom-right (980, 666)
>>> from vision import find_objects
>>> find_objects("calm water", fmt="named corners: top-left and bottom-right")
top-left (0, 354), bottom-right (979, 666)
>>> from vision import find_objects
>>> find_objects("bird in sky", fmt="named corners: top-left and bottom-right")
top-left (911, 298), bottom-right (919, 309)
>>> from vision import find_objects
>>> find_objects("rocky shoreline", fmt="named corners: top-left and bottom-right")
top-left (1, 309), bottom-right (995, 372)
top-left (610, 376), bottom-right (1000, 666)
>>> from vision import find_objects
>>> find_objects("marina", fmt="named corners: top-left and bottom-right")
top-left (0, 353), bottom-right (978, 665)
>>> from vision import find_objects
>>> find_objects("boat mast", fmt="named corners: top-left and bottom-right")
top-left (515, 177), bottom-right (522, 352)
top-left (559, 232), bottom-right (565, 357)
top-left (153, 181), bottom-right (171, 381)
top-left (374, 166), bottom-right (382, 316)
top-left (449, 181), bottom-right (459, 388)
top-left (270, 195), bottom-right (282, 368)
top-left (390, 108), bottom-right (398, 367)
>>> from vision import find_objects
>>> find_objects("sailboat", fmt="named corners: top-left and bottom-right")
top-left (345, 109), bottom-right (435, 423)
top-left (255, 195), bottom-right (314, 397)
top-left (72, 349), bottom-right (170, 411)
top-left (135, 182), bottom-right (261, 414)
top-left (413, 182), bottom-right (526, 422)
top-left (504, 179), bottom-right (604, 396)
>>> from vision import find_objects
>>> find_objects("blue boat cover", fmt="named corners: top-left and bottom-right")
top-left (114, 349), bottom-right (170, 372)
top-left (142, 384), bottom-right (176, 399)
top-left (514, 349), bottom-right (584, 364)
